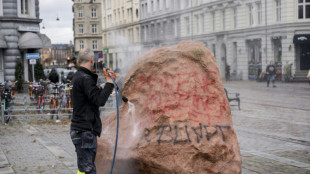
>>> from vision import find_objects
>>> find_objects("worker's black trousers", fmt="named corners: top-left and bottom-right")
top-left (70, 130), bottom-right (97, 174)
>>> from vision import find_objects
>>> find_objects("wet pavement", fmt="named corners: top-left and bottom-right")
top-left (226, 81), bottom-right (310, 174)
top-left (0, 81), bottom-right (309, 174)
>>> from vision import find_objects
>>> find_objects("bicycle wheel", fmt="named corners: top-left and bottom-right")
top-left (3, 102), bottom-right (10, 124)
top-left (37, 97), bottom-right (41, 109)
top-left (4, 112), bottom-right (10, 124)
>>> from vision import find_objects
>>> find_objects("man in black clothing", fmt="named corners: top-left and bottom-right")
top-left (266, 61), bottom-right (276, 88)
top-left (70, 48), bottom-right (116, 174)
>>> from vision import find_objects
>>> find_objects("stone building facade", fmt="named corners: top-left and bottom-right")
top-left (0, 0), bottom-right (50, 81)
top-left (101, 0), bottom-right (141, 70)
top-left (72, 0), bottom-right (102, 60)
top-left (139, 0), bottom-right (310, 80)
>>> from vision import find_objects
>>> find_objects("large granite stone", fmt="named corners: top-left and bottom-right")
top-left (95, 41), bottom-right (242, 174)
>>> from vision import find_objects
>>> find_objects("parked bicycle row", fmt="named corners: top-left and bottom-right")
top-left (1, 77), bottom-right (116, 124)
top-left (28, 79), bottom-right (73, 120)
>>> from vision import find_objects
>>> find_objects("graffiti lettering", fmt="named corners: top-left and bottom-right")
top-left (137, 123), bottom-right (231, 147)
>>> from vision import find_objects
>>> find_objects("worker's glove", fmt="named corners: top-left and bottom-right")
top-left (103, 68), bottom-right (116, 84)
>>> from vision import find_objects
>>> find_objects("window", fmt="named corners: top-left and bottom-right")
top-left (185, 17), bottom-right (190, 35)
top-left (92, 40), bottom-right (98, 50)
top-left (142, 4), bottom-right (144, 18)
top-left (298, 0), bottom-right (310, 19)
top-left (91, 8), bottom-right (96, 18)
top-left (145, 25), bottom-right (148, 41)
top-left (128, 29), bottom-right (134, 43)
top-left (20, 0), bottom-right (29, 15)
top-left (163, 0), bottom-right (166, 10)
top-left (222, 10), bottom-right (225, 30)
top-left (78, 8), bottom-right (83, 18)
top-left (157, 23), bottom-right (161, 39)
top-left (275, 0), bottom-right (281, 22)
top-left (0, 0), bottom-right (3, 16)
top-left (107, 0), bottom-right (111, 9)
top-left (145, 3), bottom-right (148, 16)
top-left (92, 24), bottom-right (97, 34)
top-left (184, 0), bottom-right (189, 8)
top-left (151, 1), bottom-right (154, 13)
top-left (257, 2), bottom-right (262, 24)
top-left (173, 19), bottom-right (177, 37)
top-left (212, 12), bottom-right (215, 31)
top-left (234, 7), bottom-right (237, 28)
top-left (176, 18), bottom-right (180, 37)
top-left (249, 4), bottom-right (254, 26)
top-left (201, 14), bottom-right (204, 33)
top-left (166, 0), bottom-right (170, 9)
top-left (136, 27), bottom-right (139, 43)
top-left (79, 40), bottom-right (84, 49)
top-left (195, 15), bottom-right (200, 34)
top-left (157, 0), bottom-right (159, 11)
top-left (78, 24), bottom-right (83, 34)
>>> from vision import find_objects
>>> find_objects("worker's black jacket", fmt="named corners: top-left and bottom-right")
top-left (70, 67), bottom-right (113, 136)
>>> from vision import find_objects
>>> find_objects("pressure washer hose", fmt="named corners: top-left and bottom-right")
top-left (108, 73), bottom-right (119, 174)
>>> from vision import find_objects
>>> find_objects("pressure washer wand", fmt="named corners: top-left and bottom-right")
top-left (108, 72), bottom-right (119, 174)
top-left (104, 66), bottom-right (128, 103)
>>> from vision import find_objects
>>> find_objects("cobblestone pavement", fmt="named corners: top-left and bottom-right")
top-left (225, 81), bottom-right (310, 174)
top-left (0, 81), bottom-right (309, 174)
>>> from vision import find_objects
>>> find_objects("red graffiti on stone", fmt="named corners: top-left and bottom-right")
top-left (129, 70), bottom-right (227, 126)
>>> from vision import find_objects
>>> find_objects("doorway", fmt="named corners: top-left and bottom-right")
top-left (300, 44), bottom-right (310, 70)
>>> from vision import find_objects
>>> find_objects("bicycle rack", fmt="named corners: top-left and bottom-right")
top-left (1, 95), bottom-right (117, 124)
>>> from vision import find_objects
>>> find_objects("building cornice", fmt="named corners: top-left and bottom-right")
top-left (140, 21), bottom-right (310, 45)
top-left (140, 0), bottom-right (238, 23)
top-left (74, 35), bottom-right (102, 39)
top-left (0, 17), bottom-right (42, 23)
top-left (102, 21), bottom-right (140, 32)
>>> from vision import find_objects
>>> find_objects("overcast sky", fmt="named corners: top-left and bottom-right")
top-left (40, 0), bottom-right (74, 44)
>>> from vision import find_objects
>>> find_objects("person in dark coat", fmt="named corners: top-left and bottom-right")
top-left (49, 68), bottom-right (59, 84)
top-left (70, 48), bottom-right (116, 174)
top-left (266, 61), bottom-right (277, 87)
top-left (66, 71), bottom-right (75, 83)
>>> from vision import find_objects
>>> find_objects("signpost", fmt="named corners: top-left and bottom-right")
top-left (26, 53), bottom-right (40, 82)
top-left (103, 48), bottom-right (109, 68)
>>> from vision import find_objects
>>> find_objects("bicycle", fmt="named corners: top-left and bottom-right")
top-left (48, 83), bottom-right (64, 121)
top-left (62, 82), bottom-right (73, 118)
top-left (0, 81), bottom-right (16, 124)
top-left (36, 80), bottom-right (50, 111)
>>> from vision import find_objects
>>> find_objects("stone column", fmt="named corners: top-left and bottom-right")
top-left (1, 22), bottom-right (20, 81)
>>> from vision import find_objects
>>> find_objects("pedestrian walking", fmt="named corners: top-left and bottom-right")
top-left (225, 64), bottom-right (230, 81)
top-left (70, 48), bottom-right (117, 174)
top-left (266, 61), bottom-right (277, 88)
top-left (61, 71), bottom-right (66, 83)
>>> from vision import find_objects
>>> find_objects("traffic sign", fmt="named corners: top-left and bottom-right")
top-left (26, 53), bottom-right (40, 59)
top-left (103, 48), bottom-right (109, 54)
top-left (29, 59), bottom-right (36, 64)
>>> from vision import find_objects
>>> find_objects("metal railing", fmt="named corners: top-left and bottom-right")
top-left (1, 95), bottom-right (117, 124)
